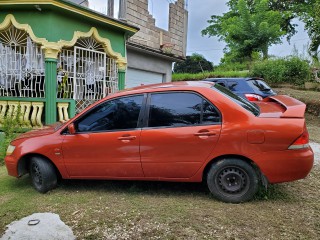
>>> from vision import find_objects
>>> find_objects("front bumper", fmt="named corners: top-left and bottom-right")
top-left (4, 155), bottom-right (19, 177)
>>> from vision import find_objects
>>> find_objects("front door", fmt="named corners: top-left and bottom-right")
top-left (62, 94), bottom-right (145, 178)
top-left (140, 92), bottom-right (222, 178)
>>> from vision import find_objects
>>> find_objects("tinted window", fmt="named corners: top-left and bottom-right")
top-left (76, 95), bottom-right (143, 132)
top-left (148, 92), bottom-right (220, 127)
top-left (247, 80), bottom-right (274, 93)
top-left (228, 81), bottom-right (251, 91)
top-left (216, 81), bottom-right (227, 87)
top-left (213, 84), bottom-right (260, 116)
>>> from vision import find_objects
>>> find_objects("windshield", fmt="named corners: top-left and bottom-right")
top-left (213, 84), bottom-right (260, 116)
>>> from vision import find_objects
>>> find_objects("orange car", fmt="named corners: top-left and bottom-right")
top-left (4, 81), bottom-right (314, 203)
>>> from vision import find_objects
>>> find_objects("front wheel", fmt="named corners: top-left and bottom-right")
top-left (206, 159), bottom-right (259, 203)
top-left (29, 157), bottom-right (58, 193)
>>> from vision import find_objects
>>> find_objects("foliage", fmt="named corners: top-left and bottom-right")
top-left (265, 0), bottom-right (320, 61)
top-left (173, 53), bottom-right (213, 74)
top-left (218, 51), bottom-right (261, 71)
top-left (202, 0), bottom-right (289, 60)
top-left (251, 57), bottom-right (310, 85)
top-left (295, 0), bottom-right (320, 62)
top-left (0, 108), bottom-right (24, 164)
top-left (172, 70), bottom-right (250, 81)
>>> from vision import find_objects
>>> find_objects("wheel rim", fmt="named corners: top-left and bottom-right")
top-left (31, 163), bottom-right (42, 186)
top-left (216, 166), bottom-right (249, 195)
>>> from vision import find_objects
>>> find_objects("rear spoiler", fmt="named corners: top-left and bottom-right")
top-left (263, 95), bottom-right (306, 118)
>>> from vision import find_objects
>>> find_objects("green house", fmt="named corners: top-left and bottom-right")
top-left (0, 0), bottom-right (138, 127)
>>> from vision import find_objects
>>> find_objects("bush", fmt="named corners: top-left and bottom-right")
top-left (251, 57), bottom-right (310, 85)
top-left (0, 108), bottom-right (25, 165)
top-left (172, 70), bottom-right (250, 81)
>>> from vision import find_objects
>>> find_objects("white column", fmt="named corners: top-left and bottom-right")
top-left (118, 0), bottom-right (127, 20)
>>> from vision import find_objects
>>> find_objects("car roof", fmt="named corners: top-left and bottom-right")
top-left (122, 81), bottom-right (215, 93)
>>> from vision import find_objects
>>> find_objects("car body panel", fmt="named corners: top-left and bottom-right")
top-left (140, 124), bottom-right (221, 178)
top-left (61, 130), bottom-right (144, 178)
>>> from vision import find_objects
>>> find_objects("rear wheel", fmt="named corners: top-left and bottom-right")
top-left (206, 158), bottom-right (259, 203)
top-left (29, 157), bottom-right (58, 193)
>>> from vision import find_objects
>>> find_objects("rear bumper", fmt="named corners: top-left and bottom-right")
top-left (255, 147), bottom-right (314, 183)
top-left (4, 155), bottom-right (19, 177)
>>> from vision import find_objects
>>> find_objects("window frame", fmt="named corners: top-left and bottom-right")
top-left (142, 91), bottom-right (222, 129)
top-left (63, 93), bottom-right (148, 134)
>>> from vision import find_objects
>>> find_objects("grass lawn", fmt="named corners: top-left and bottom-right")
top-left (1, 165), bottom-right (320, 239)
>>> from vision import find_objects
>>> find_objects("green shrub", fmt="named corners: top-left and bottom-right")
top-left (251, 57), bottom-right (310, 85)
top-left (0, 108), bottom-right (25, 165)
top-left (172, 70), bottom-right (250, 81)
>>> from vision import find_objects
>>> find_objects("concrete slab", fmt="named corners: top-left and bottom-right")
top-left (1, 213), bottom-right (75, 240)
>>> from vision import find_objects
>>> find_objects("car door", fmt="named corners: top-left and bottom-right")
top-left (140, 91), bottom-right (222, 178)
top-left (61, 94), bottom-right (145, 178)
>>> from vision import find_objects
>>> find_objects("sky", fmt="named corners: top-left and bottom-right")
top-left (88, 0), bottom-right (310, 65)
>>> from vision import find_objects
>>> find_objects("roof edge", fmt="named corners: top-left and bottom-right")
top-left (0, 0), bottom-right (139, 34)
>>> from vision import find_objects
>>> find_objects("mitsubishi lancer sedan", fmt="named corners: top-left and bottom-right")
top-left (5, 81), bottom-right (314, 203)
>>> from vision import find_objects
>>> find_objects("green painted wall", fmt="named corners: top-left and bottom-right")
top-left (0, 8), bottom-right (126, 56)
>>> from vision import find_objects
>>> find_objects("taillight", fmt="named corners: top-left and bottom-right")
top-left (245, 94), bottom-right (263, 101)
top-left (288, 130), bottom-right (309, 150)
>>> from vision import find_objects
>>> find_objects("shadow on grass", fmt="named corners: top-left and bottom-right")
top-left (57, 179), bottom-right (297, 202)
top-left (3, 174), bottom-right (298, 202)
top-left (59, 179), bottom-right (210, 198)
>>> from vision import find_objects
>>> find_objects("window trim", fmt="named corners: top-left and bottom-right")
top-left (142, 91), bottom-right (222, 129)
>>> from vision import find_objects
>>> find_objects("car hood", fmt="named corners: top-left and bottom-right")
top-left (256, 95), bottom-right (306, 118)
top-left (14, 125), bottom-right (57, 140)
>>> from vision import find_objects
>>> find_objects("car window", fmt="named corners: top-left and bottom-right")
top-left (75, 95), bottom-right (143, 132)
top-left (148, 92), bottom-right (220, 127)
top-left (216, 81), bottom-right (227, 87)
top-left (213, 84), bottom-right (260, 116)
top-left (228, 81), bottom-right (251, 91)
top-left (247, 80), bottom-right (273, 92)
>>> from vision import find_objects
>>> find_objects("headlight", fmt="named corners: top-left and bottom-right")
top-left (6, 145), bottom-right (16, 155)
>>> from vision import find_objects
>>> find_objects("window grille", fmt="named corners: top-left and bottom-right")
top-left (0, 26), bottom-right (45, 98)
top-left (58, 37), bottom-right (119, 114)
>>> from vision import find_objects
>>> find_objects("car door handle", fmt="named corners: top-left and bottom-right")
top-left (118, 135), bottom-right (137, 140)
top-left (194, 131), bottom-right (217, 136)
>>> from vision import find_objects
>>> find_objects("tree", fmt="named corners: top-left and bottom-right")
top-left (295, 0), bottom-right (320, 61)
top-left (173, 53), bottom-right (213, 73)
top-left (202, 0), bottom-right (288, 61)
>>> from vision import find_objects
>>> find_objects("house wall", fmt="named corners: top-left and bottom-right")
top-left (0, 9), bottom-right (126, 56)
top-left (126, 0), bottom-right (187, 58)
top-left (127, 48), bottom-right (173, 83)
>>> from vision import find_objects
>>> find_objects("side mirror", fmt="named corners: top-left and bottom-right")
top-left (68, 123), bottom-right (76, 134)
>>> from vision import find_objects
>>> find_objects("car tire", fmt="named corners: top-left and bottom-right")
top-left (206, 158), bottom-right (259, 203)
top-left (29, 157), bottom-right (58, 193)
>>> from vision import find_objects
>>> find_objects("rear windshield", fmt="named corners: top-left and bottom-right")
top-left (247, 80), bottom-right (273, 92)
top-left (227, 81), bottom-right (251, 92)
top-left (213, 84), bottom-right (260, 116)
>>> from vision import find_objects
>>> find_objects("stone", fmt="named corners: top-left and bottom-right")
top-left (1, 213), bottom-right (76, 240)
